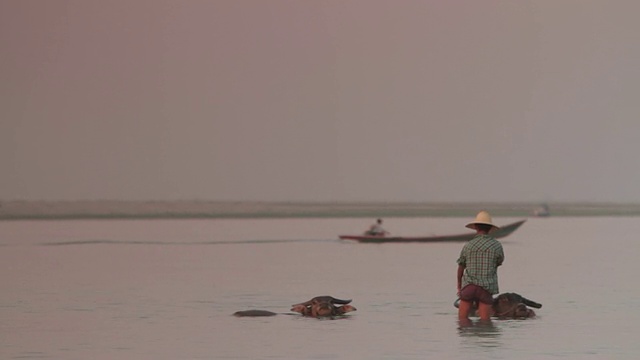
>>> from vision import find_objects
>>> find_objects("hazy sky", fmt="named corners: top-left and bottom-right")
top-left (2, 1), bottom-right (640, 202)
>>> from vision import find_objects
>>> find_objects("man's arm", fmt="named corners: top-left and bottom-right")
top-left (496, 246), bottom-right (504, 266)
top-left (457, 265), bottom-right (465, 295)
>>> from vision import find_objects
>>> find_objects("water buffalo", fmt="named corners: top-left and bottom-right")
top-left (454, 292), bottom-right (541, 319)
top-left (233, 296), bottom-right (357, 318)
top-left (291, 296), bottom-right (357, 317)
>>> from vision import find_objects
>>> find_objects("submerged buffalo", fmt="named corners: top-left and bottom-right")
top-left (233, 310), bottom-right (280, 317)
top-left (290, 296), bottom-right (356, 317)
top-left (454, 292), bottom-right (542, 319)
top-left (233, 295), bottom-right (357, 318)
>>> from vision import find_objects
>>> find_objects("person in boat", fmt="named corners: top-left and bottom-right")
top-left (456, 211), bottom-right (504, 322)
top-left (365, 218), bottom-right (388, 236)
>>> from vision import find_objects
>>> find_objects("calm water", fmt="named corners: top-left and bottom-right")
top-left (1, 217), bottom-right (640, 359)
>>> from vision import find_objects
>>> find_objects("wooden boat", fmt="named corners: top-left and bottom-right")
top-left (339, 220), bottom-right (526, 243)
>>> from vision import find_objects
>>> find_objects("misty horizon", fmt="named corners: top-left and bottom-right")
top-left (3, 1), bottom-right (640, 203)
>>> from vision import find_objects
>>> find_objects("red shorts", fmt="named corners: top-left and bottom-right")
top-left (459, 284), bottom-right (493, 305)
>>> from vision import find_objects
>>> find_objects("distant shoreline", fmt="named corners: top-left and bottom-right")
top-left (2, 200), bottom-right (640, 220)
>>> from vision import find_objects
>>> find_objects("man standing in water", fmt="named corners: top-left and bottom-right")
top-left (456, 211), bottom-right (504, 321)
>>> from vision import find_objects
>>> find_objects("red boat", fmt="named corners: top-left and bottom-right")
top-left (339, 220), bottom-right (526, 243)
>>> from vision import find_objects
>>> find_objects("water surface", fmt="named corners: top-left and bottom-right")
top-left (1, 217), bottom-right (639, 359)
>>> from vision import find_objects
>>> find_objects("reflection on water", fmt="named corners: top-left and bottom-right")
top-left (458, 319), bottom-right (502, 348)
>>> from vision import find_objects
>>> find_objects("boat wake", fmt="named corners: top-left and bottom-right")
top-left (41, 238), bottom-right (337, 246)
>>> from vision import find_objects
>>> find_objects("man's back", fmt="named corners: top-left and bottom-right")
top-left (458, 234), bottom-right (504, 294)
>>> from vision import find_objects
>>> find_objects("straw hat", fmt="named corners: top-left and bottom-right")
top-left (465, 210), bottom-right (500, 231)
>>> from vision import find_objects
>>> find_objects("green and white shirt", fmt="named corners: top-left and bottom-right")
top-left (457, 234), bottom-right (504, 294)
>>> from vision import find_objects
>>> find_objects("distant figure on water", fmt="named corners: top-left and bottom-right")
top-left (365, 218), bottom-right (388, 236)
top-left (456, 211), bottom-right (504, 322)
top-left (532, 204), bottom-right (550, 217)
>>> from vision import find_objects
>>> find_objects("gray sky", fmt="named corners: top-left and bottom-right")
top-left (2, 1), bottom-right (640, 202)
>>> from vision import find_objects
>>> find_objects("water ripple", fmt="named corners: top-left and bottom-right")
top-left (41, 238), bottom-right (336, 246)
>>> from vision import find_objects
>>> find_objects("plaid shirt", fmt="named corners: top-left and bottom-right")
top-left (457, 234), bottom-right (504, 294)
